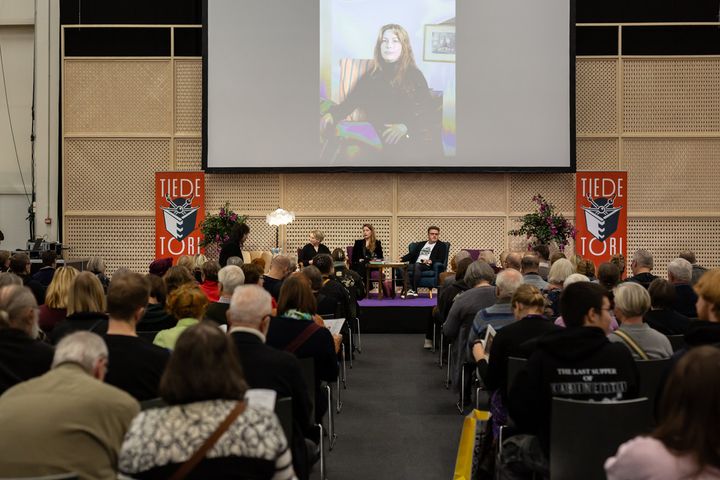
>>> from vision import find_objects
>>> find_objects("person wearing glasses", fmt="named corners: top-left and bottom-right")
top-left (401, 226), bottom-right (447, 297)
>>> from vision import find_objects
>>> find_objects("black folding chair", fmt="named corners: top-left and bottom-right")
top-left (666, 334), bottom-right (685, 352)
top-left (275, 397), bottom-right (293, 445)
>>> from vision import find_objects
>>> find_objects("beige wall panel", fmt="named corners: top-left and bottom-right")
top-left (624, 138), bottom-right (720, 213)
top-left (64, 60), bottom-right (172, 134)
top-left (510, 174), bottom-right (575, 214)
top-left (204, 174), bottom-right (281, 215)
top-left (397, 173), bottom-right (506, 213)
top-left (576, 138), bottom-right (619, 171)
top-left (576, 59), bottom-right (617, 134)
top-left (175, 60), bottom-right (201, 134)
top-left (64, 138), bottom-right (170, 212)
top-left (243, 217), bottom-right (277, 250)
top-left (628, 218), bottom-right (720, 277)
top-left (175, 138), bottom-right (202, 171)
top-left (284, 174), bottom-right (393, 214)
top-left (397, 217), bottom-right (506, 262)
top-left (623, 59), bottom-right (720, 132)
top-left (65, 216), bottom-right (155, 275)
top-left (286, 217), bottom-right (391, 257)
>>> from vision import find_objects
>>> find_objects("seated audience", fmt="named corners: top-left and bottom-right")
top-left (264, 254), bottom-right (292, 300)
top-left (542, 258), bottom-right (575, 318)
top-left (9, 252), bottom-right (45, 305)
top-left (667, 257), bottom-right (698, 317)
top-left (228, 285), bottom-right (315, 480)
top-left (302, 265), bottom-right (335, 316)
top-left (199, 259), bottom-right (221, 302)
top-left (176, 254), bottom-right (195, 272)
top-left (299, 229), bottom-right (331, 267)
top-left (605, 346), bottom-right (720, 479)
top-left (252, 256), bottom-right (267, 272)
top-left (87, 256), bottom-right (111, 292)
top-left (205, 265), bottom-right (245, 325)
top-left (598, 261), bottom-right (621, 292)
top-left (554, 273), bottom-right (618, 331)
top-left (332, 247), bottom-right (365, 310)
top-left (400, 226), bottom-right (447, 297)
top-left (50, 271), bottom-right (109, 344)
top-left (520, 254), bottom-right (548, 290)
top-left (0, 272), bottom-right (22, 287)
top-left (148, 257), bottom-right (172, 278)
top-left (104, 272), bottom-right (170, 400)
top-left (679, 249), bottom-right (708, 286)
top-left (625, 249), bottom-right (658, 289)
top-left (439, 250), bottom-right (472, 287)
top-left (154, 283), bottom-right (208, 350)
top-left (39, 266), bottom-right (78, 333)
top-left (0, 285), bottom-right (53, 394)
top-left (479, 250), bottom-right (500, 273)
top-left (505, 252), bottom-right (522, 272)
top-left (0, 250), bottom-right (10, 271)
top-left (610, 253), bottom-right (626, 278)
top-left (576, 256), bottom-right (597, 281)
top-left (503, 282), bottom-right (638, 477)
top-left (192, 253), bottom-right (208, 283)
top-left (120, 322), bottom-right (295, 480)
top-left (163, 264), bottom-right (195, 296)
top-left (609, 282), bottom-right (673, 359)
top-left (644, 278), bottom-right (691, 335)
top-left (437, 257), bottom-right (474, 322)
top-left (549, 251), bottom-right (566, 265)
top-left (469, 268), bottom-right (524, 346)
top-left (679, 269), bottom-right (720, 357)
top-left (0, 331), bottom-right (138, 479)
top-left (531, 244), bottom-right (551, 280)
top-left (32, 250), bottom-right (57, 287)
top-left (226, 255), bottom-right (244, 267)
top-left (136, 274), bottom-right (175, 331)
top-left (314, 254), bottom-right (351, 319)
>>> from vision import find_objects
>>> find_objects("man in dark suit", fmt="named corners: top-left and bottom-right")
top-left (31, 250), bottom-right (56, 287)
top-left (401, 225), bottom-right (448, 297)
top-left (228, 285), bottom-right (315, 480)
top-left (667, 257), bottom-right (698, 317)
top-left (204, 265), bottom-right (245, 325)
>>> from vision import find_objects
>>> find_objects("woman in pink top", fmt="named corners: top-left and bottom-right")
top-left (605, 346), bottom-right (720, 479)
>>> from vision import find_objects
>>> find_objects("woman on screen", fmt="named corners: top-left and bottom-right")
top-left (320, 24), bottom-right (440, 160)
top-left (351, 224), bottom-right (383, 283)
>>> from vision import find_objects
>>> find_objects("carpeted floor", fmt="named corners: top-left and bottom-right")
top-left (312, 334), bottom-right (463, 480)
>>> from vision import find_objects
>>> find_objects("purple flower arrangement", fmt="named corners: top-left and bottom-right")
top-left (509, 195), bottom-right (576, 251)
top-left (199, 202), bottom-right (247, 249)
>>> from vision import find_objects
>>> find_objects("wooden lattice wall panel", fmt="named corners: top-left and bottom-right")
top-left (508, 216), bottom-right (576, 256)
top-left (576, 59), bottom-right (617, 134)
top-left (64, 60), bottom-right (172, 135)
top-left (623, 59), bottom-right (720, 132)
top-left (284, 174), bottom-right (393, 214)
top-left (64, 138), bottom-right (170, 212)
top-left (397, 174), bottom-right (506, 213)
top-left (577, 138), bottom-right (619, 171)
top-left (627, 218), bottom-right (720, 277)
top-left (285, 217), bottom-right (392, 258)
top-left (65, 216), bottom-right (155, 275)
top-left (242, 217), bottom-right (277, 251)
top-left (174, 138), bottom-right (202, 171)
top-left (175, 60), bottom-right (201, 134)
top-left (624, 138), bottom-right (720, 213)
top-left (398, 217), bottom-right (506, 263)
top-left (204, 174), bottom-right (281, 215)
top-left (510, 174), bottom-right (575, 214)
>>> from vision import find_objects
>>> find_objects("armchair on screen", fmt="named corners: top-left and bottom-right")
top-left (403, 241), bottom-right (451, 296)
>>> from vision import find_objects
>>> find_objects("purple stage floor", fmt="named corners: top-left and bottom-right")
top-left (359, 296), bottom-right (437, 308)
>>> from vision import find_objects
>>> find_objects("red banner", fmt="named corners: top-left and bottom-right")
top-left (575, 172), bottom-right (627, 269)
top-left (155, 172), bottom-right (205, 261)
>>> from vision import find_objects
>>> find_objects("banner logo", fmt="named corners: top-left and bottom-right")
top-left (155, 172), bottom-right (205, 260)
top-left (162, 194), bottom-right (199, 241)
top-left (581, 194), bottom-right (622, 242)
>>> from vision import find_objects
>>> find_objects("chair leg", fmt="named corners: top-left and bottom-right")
top-left (476, 386), bottom-right (480, 410)
top-left (445, 344), bottom-right (452, 389)
top-left (457, 365), bottom-right (465, 414)
top-left (341, 345), bottom-right (347, 390)
top-left (318, 423), bottom-right (326, 480)
top-left (355, 317), bottom-right (362, 354)
top-left (431, 323), bottom-right (436, 353)
top-left (347, 328), bottom-right (353, 369)
top-left (439, 332), bottom-right (444, 368)
top-left (326, 384), bottom-right (336, 450)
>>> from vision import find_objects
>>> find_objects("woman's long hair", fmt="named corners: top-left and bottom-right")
top-left (277, 273), bottom-right (317, 316)
top-left (654, 346), bottom-right (720, 475)
top-left (372, 24), bottom-right (418, 92)
top-left (363, 223), bottom-right (377, 255)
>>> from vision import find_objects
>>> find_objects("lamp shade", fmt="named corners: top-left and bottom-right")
top-left (266, 208), bottom-right (295, 226)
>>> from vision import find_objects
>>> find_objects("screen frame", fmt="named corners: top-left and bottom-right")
top-left (201, 0), bottom-right (577, 173)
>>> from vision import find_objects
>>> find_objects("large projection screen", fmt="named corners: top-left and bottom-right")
top-left (203, 0), bottom-right (575, 172)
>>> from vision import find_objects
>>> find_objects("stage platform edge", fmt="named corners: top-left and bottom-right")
top-left (358, 296), bottom-right (436, 334)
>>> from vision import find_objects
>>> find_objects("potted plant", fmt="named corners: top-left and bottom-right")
top-left (199, 202), bottom-right (247, 252)
top-left (509, 195), bottom-right (576, 251)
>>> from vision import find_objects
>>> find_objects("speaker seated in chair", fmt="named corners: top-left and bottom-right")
top-left (400, 229), bottom-right (449, 297)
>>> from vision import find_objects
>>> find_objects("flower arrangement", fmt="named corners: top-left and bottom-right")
top-left (199, 202), bottom-right (247, 249)
top-left (509, 195), bottom-right (576, 251)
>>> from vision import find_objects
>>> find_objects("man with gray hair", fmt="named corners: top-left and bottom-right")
top-left (0, 285), bottom-right (53, 394)
top-left (521, 254), bottom-right (548, 290)
top-left (226, 255), bottom-right (244, 267)
top-left (505, 252), bottom-right (523, 272)
top-left (204, 265), bottom-right (245, 325)
top-left (679, 250), bottom-right (707, 286)
top-left (227, 285), bottom-right (315, 480)
top-left (667, 257), bottom-right (698, 317)
top-left (625, 249), bottom-right (658, 289)
top-left (468, 269), bottom-right (525, 350)
top-left (0, 331), bottom-right (138, 479)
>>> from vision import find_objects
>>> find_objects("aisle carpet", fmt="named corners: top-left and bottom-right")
top-left (313, 334), bottom-right (463, 479)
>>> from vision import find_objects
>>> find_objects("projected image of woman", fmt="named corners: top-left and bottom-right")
top-left (321, 24), bottom-right (441, 160)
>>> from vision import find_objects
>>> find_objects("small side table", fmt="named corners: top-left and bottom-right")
top-left (366, 262), bottom-right (409, 300)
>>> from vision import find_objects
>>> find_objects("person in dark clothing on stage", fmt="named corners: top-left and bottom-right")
top-left (401, 226), bottom-right (448, 297)
top-left (351, 224), bottom-right (384, 286)
top-left (219, 222), bottom-right (250, 267)
top-left (299, 230), bottom-right (331, 267)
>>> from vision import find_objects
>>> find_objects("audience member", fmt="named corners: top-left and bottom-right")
top-left (521, 254), bottom-right (548, 290)
top-left (576, 257), bottom-right (596, 281)
top-left (0, 271), bottom-right (22, 287)
top-left (625, 249), bottom-right (658, 288)
top-left (163, 264), bottom-right (195, 296)
top-left (479, 250), bottom-right (500, 273)
top-left (610, 253), bottom-right (626, 278)
top-left (609, 282), bottom-right (673, 359)
top-left (0, 285), bottom-right (53, 394)
top-left (679, 269), bottom-right (720, 356)
top-left (549, 251), bottom-right (566, 265)
top-left (50, 271), bottom-right (109, 344)
top-left (219, 222), bottom-right (250, 267)
top-left (226, 255), bottom-right (244, 267)
top-left (87, 256), bottom-right (111, 292)
top-left (264, 255), bottom-right (292, 300)
top-left (437, 257), bottom-right (474, 322)
top-left (598, 261), bottom-right (621, 292)
top-left (505, 252), bottom-right (522, 271)
top-left (137, 273), bottom-right (175, 331)
top-left (228, 285), bottom-right (315, 480)
top-left (440, 250), bottom-right (472, 287)
top-left (9, 252), bottom-right (45, 305)
top-left (205, 265), bottom-right (245, 325)
top-left (499, 250), bottom-right (510, 269)
top-left (644, 278), bottom-right (691, 335)
top-left (242, 262), bottom-right (264, 286)
top-left (31, 250), bottom-right (57, 286)
top-left (332, 247), bottom-right (365, 309)
top-left (503, 282), bottom-right (638, 477)
top-left (667, 257), bottom-right (698, 317)
top-left (0, 331), bottom-right (138, 479)
top-left (198, 259), bottom-right (221, 302)
top-left (39, 266), bottom-right (78, 333)
top-left (119, 322), bottom-right (295, 479)
top-left (531, 245), bottom-right (551, 280)
top-left (299, 229), bottom-right (331, 267)
top-left (104, 272), bottom-right (170, 400)
top-left (154, 283), bottom-right (208, 350)
top-left (252, 256), bottom-right (267, 272)
top-left (469, 269), bottom-right (524, 346)
top-left (176, 254), bottom-right (195, 272)
top-left (678, 249), bottom-right (708, 286)
top-left (605, 346), bottom-right (720, 479)
top-left (314, 253), bottom-right (351, 319)
top-left (543, 258), bottom-right (575, 318)
top-left (147, 257), bottom-right (172, 278)
top-left (0, 250), bottom-right (10, 271)
top-left (192, 253), bottom-right (208, 283)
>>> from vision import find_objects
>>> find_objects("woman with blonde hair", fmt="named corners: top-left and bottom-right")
top-left (38, 266), bottom-right (79, 333)
top-left (49, 271), bottom-right (108, 344)
top-left (153, 283), bottom-right (208, 350)
top-left (299, 229), bottom-right (331, 267)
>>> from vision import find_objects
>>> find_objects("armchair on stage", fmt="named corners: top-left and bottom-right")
top-left (402, 241), bottom-right (450, 297)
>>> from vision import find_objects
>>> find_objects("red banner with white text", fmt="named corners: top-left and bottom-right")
top-left (155, 172), bottom-right (205, 262)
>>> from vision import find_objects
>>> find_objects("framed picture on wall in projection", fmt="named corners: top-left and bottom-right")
top-left (423, 24), bottom-right (455, 62)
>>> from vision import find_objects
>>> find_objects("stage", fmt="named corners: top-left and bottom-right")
top-left (358, 294), bottom-right (436, 334)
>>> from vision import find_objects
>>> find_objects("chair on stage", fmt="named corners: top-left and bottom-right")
top-left (402, 241), bottom-right (450, 298)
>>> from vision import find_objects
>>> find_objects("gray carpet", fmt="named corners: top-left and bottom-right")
top-left (313, 334), bottom-right (463, 480)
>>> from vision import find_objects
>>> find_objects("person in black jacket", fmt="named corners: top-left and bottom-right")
top-left (8, 253), bottom-right (45, 306)
top-left (351, 224), bottom-right (384, 285)
top-left (219, 222), bottom-right (250, 267)
top-left (401, 226), bottom-right (448, 297)
top-left (298, 230), bottom-right (331, 267)
top-left (644, 278), bottom-right (691, 335)
top-left (501, 282), bottom-right (639, 478)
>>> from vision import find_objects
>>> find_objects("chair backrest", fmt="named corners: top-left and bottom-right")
top-left (137, 330), bottom-right (160, 343)
top-left (275, 397), bottom-right (293, 444)
top-left (346, 245), bottom-right (354, 263)
top-left (666, 334), bottom-right (685, 352)
top-left (298, 357), bottom-right (316, 420)
top-left (507, 356), bottom-right (527, 392)
top-left (139, 397), bottom-right (167, 411)
top-left (635, 358), bottom-right (671, 414)
top-left (550, 397), bottom-right (653, 480)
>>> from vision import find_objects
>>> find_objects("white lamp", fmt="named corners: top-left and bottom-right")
top-left (266, 208), bottom-right (295, 253)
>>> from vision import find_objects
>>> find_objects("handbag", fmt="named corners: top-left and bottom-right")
top-left (453, 409), bottom-right (491, 480)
